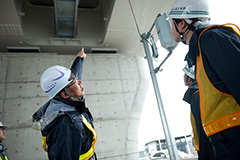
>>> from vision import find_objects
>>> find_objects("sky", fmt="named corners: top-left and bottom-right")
top-left (138, 0), bottom-right (240, 151)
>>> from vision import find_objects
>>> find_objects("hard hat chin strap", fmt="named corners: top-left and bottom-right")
top-left (174, 21), bottom-right (187, 42)
top-left (64, 87), bottom-right (81, 101)
top-left (174, 19), bottom-right (197, 44)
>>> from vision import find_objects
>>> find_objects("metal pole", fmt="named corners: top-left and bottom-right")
top-left (141, 33), bottom-right (180, 160)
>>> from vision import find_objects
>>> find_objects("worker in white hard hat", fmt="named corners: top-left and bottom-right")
top-left (32, 48), bottom-right (97, 160)
top-left (182, 65), bottom-right (214, 160)
top-left (0, 122), bottom-right (8, 160)
top-left (169, 0), bottom-right (240, 159)
top-left (169, 0), bottom-right (211, 45)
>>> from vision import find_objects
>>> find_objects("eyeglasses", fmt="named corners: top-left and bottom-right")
top-left (0, 127), bottom-right (5, 131)
top-left (66, 77), bottom-right (77, 88)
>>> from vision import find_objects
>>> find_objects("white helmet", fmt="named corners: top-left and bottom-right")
top-left (0, 121), bottom-right (8, 129)
top-left (182, 64), bottom-right (195, 79)
top-left (169, 0), bottom-right (210, 19)
top-left (40, 65), bottom-right (71, 99)
top-left (169, 0), bottom-right (210, 25)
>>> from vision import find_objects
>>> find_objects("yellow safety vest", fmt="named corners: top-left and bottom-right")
top-left (42, 114), bottom-right (97, 160)
top-left (79, 114), bottom-right (97, 160)
top-left (196, 24), bottom-right (240, 136)
top-left (190, 111), bottom-right (199, 151)
top-left (0, 155), bottom-right (8, 160)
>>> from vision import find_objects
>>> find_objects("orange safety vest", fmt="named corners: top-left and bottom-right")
top-left (196, 24), bottom-right (240, 136)
top-left (42, 114), bottom-right (97, 160)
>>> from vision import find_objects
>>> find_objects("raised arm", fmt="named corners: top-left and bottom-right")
top-left (70, 48), bottom-right (87, 80)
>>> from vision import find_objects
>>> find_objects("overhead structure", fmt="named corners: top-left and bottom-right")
top-left (54, 0), bottom-right (79, 38)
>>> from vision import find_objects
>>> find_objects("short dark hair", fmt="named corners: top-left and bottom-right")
top-left (185, 75), bottom-right (194, 84)
top-left (173, 19), bottom-right (182, 24)
top-left (54, 88), bottom-right (65, 99)
top-left (174, 18), bottom-right (199, 31)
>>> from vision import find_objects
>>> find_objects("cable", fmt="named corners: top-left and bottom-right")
top-left (128, 0), bottom-right (141, 37)
top-left (128, 0), bottom-right (163, 64)
top-left (128, 0), bottom-right (154, 50)
top-left (154, 50), bottom-right (173, 73)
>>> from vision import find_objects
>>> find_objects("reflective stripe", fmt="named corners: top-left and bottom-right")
top-left (0, 155), bottom-right (8, 160)
top-left (41, 114), bottom-right (97, 159)
top-left (79, 114), bottom-right (97, 160)
top-left (79, 146), bottom-right (95, 160)
top-left (42, 136), bottom-right (48, 152)
top-left (196, 24), bottom-right (240, 136)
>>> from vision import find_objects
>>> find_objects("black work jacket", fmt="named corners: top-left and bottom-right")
top-left (185, 25), bottom-right (240, 105)
top-left (0, 143), bottom-right (7, 160)
top-left (33, 98), bottom-right (96, 160)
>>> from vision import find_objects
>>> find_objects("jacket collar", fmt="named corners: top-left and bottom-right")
top-left (184, 25), bottom-right (209, 68)
top-left (58, 98), bottom-right (87, 112)
top-left (0, 143), bottom-right (7, 156)
top-left (32, 98), bottom-right (88, 130)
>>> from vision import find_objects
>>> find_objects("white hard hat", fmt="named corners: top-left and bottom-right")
top-left (0, 122), bottom-right (8, 129)
top-left (169, 0), bottom-right (210, 20)
top-left (40, 65), bottom-right (72, 99)
top-left (182, 64), bottom-right (195, 79)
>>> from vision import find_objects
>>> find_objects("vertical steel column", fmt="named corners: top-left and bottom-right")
top-left (141, 33), bottom-right (180, 160)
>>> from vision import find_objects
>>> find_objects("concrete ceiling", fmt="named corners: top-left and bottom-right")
top-left (0, 0), bottom-right (174, 57)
